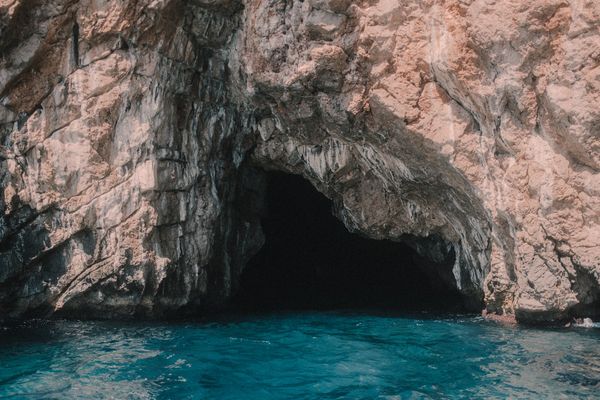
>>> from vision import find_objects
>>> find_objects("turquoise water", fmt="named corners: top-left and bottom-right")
top-left (1, 311), bottom-right (599, 399)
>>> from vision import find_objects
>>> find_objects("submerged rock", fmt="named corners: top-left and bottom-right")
top-left (0, 0), bottom-right (598, 322)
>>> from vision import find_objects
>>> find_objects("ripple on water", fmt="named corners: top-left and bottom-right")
top-left (1, 312), bottom-right (599, 399)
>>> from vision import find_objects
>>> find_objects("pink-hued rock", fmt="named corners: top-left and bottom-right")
top-left (0, 0), bottom-right (598, 322)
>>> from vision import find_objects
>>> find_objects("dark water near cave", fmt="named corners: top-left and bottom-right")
top-left (1, 312), bottom-right (599, 399)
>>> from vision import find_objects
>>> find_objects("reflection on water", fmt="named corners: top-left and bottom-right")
top-left (1, 312), bottom-right (599, 399)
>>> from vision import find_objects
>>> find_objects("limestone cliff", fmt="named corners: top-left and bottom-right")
top-left (0, 0), bottom-right (598, 322)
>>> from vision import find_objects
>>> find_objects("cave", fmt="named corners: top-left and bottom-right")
top-left (232, 171), bottom-right (473, 313)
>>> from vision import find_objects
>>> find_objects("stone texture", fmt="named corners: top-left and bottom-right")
top-left (0, 0), bottom-right (598, 322)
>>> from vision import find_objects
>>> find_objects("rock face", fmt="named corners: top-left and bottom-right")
top-left (0, 0), bottom-right (598, 322)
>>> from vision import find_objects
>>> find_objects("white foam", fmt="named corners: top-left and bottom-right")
top-left (575, 318), bottom-right (599, 328)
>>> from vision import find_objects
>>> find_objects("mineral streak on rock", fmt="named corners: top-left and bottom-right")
top-left (0, 0), bottom-right (598, 322)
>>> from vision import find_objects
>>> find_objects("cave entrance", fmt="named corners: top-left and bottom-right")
top-left (233, 171), bottom-right (471, 313)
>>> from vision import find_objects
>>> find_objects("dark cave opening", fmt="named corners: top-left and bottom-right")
top-left (232, 171), bottom-right (471, 313)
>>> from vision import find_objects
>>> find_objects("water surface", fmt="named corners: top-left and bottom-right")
top-left (1, 311), bottom-right (599, 399)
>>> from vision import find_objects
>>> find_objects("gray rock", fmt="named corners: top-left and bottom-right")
top-left (0, 0), bottom-right (598, 323)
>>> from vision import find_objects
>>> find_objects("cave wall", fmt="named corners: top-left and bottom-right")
top-left (0, 0), bottom-right (598, 322)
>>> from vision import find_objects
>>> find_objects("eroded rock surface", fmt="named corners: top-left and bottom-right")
top-left (0, 0), bottom-right (598, 322)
